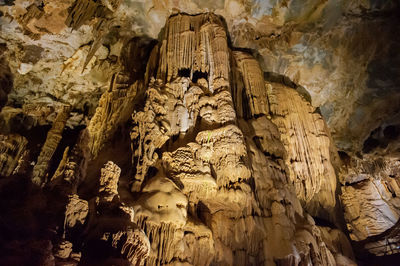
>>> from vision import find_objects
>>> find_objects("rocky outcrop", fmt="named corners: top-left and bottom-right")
top-left (340, 156), bottom-right (400, 241)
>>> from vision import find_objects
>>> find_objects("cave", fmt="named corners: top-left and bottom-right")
top-left (0, 1), bottom-right (400, 266)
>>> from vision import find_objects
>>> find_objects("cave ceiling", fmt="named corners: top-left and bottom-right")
top-left (1, 0), bottom-right (399, 156)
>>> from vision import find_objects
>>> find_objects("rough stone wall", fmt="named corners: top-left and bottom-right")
top-left (340, 156), bottom-right (400, 241)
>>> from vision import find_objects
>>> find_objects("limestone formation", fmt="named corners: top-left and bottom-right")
top-left (98, 161), bottom-right (121, 202)
top-left (0, 1), bottom-right (399, 264)
top-left (128, 13), bottom-right (354, 266)
top-left (340, 156), bottom-right (400, 241)
top-left (232, 51), bottom-right (269, 118)
top-left (267, 82), bottom-right (338, 220)
top-left (57, 161), bottom-right (150, 266)
top-left (87, 72), bottom-right (139, 158)
top-left (0, 134), bottom-right (27, 177)
top-left (32, 105), bottom-right (70, 186)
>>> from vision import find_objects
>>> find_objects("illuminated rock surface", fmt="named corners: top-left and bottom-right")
top-left (0, 1), bottom-right (399, 265)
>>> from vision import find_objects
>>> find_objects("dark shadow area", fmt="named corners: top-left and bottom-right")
top-left (120, 36), bottom-right (158, 82)
top-left (178, 68), bottom-right (191, 78)
top-left (192, 70), bottom-right (208, 83)
top-left (48, 125), bottom-right (86, 179)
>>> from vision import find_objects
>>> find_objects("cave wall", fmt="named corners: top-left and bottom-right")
top-left (0, 0), bottom-right (399, 265)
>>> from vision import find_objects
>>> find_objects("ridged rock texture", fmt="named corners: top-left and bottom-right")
top-left (0, 0), bottom-right (400, 265)
top-left (128, 13), bottom-right (353, 265)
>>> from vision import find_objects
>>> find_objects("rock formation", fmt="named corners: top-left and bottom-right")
top-left (0, 134), bottom-right (27, 176)
top-left (54, 161), bottom-right (150, 265)
top-left (266, 82), bottom-right (338, 220)
top-left (32, 105), bottom-right (70, 186)
top-left (340, 154), bottom-right (400, 256)
top-left (0, 1), bottom-right (399, 265)
top-left (128, 13), bottom-right (353, 265)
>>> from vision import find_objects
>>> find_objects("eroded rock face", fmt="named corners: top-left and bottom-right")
top-left (266, 82), bottom-right (338, 220)
top-left (128, 13), bottom-right (353, 265)
top-left (340, 156), bottom-right (400, 241)
top-left (0, 1), bottom-right (399, 264)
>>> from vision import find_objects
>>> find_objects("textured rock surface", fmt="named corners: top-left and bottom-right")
top-left (0, 134), bottom-right (27, 176)
top-left (58, 161), bottom-right (150, 265)
top-left (266, 82), bottom-right (338, 220)
top-left (87, 72), bottom-right (140, 158)
top-left (1, 0), bottom-right (399, 152)
top-left (127, 13), bottom-right (353, 265)
top-left (340, 156), bottom-right (400, 241)
top-left (0, 0), bottom-right (399, 264)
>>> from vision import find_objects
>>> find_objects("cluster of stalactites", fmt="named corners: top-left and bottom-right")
top-left (157, 13), bottom-right (230, 92)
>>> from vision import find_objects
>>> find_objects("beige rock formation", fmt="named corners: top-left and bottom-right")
top-left (341, 156), bottom-right (400, 241)
top-left (57, 161), bottom-right (150, 265)
top-left (0, 134), bottom-right (28, 177)
top-left (128, 13), bottom-right (354, 266)
top-left (0, 0), bottom-right (398, 263)
top-left (88, 72), bottom-right (139, 158)
top-left (232, 51), bottom-right (269, 118)
top-left (32, 105), bottom-right (70, 186)
top-left (266, 82), bottom-right (338, 219)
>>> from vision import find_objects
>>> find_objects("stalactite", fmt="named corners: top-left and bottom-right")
top-left (232, 51), bottom-right (269, 118)
top-left (88, 72), bottom-right (139, 158)
top-left (32, 105), bottom-right (70, 186)
top-left (157, 13), bottom-right (230, 91)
